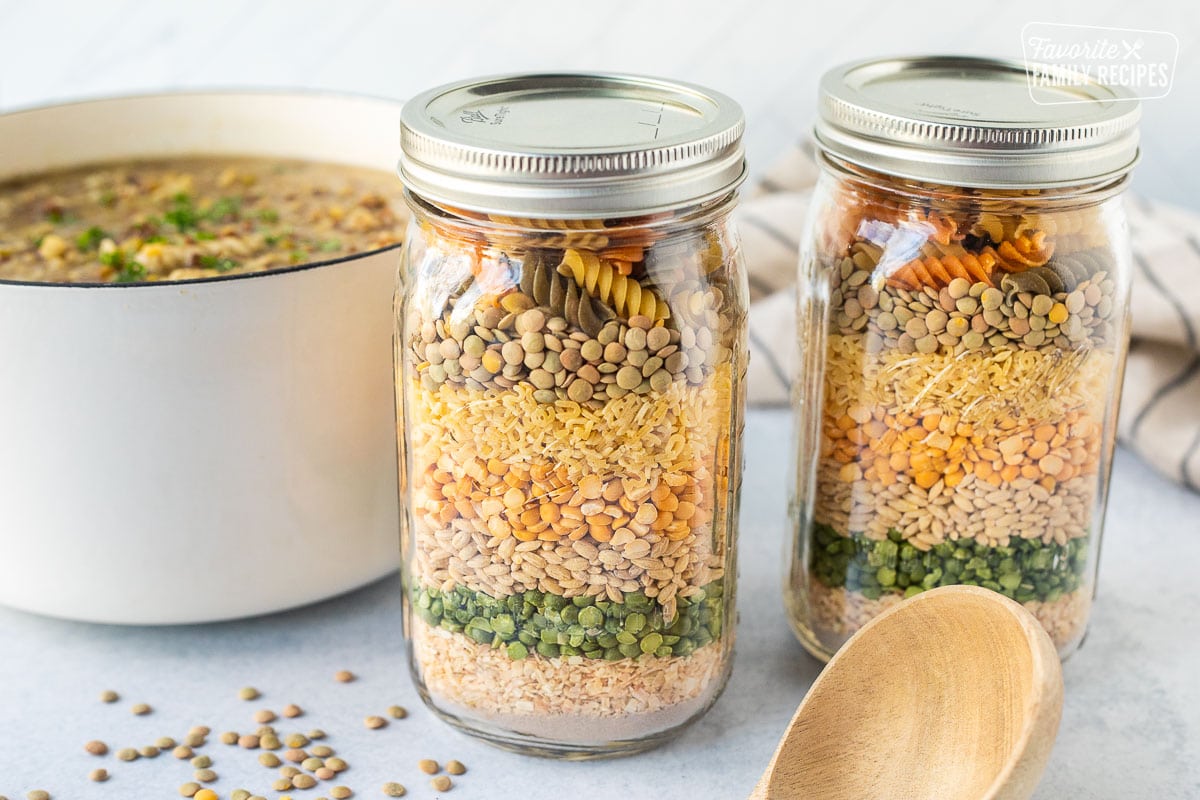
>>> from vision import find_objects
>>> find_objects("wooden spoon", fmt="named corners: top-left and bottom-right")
top-left (751, 585), bottom-right (1063, 800)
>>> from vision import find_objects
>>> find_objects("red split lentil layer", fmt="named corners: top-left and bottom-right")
top-left (414, 451), bottom-right (714, 546)
top-left (823, 404), bottom-right (1103, 494)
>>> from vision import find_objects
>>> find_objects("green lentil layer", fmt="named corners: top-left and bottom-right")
top-left (809, 522), bottom-right (1088, 602)
top-left (411, 580), bottom-right (724, 661)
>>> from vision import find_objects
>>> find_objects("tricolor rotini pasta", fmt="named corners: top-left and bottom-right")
top-left (885, 242), bottom-right (997, 290)
top-left (556, 248), bottom-right (671, 322)
top-left (986, 232), bottom-right (1055, 272)
top-left (517, 250), bottom-right (614, 337)
top-left (487, 215), bottom-right (611, 249)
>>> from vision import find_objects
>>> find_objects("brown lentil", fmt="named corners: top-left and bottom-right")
top-left (195, 768), bottom-right (217, 783)
top-left (232, 791), bottom-right (252, 800)
top-left (414, 300), bottom-right (703, 402)
top-left (191, 755), bottom-right (212, 768)
top-left (89, 768), bottom-right (109, 782)
top-left (280, 766), bottom-right (301, 778)
top-left (315, 767), bottom-right (336, 781)
top-left (184, 733), bottom-right (207, 747)
top-left (131, 702), bottom-right (152, 715)
top-left (253, 709), bottom-right (277, 724)
top-left (284, 733), bottom-right (310, 748)
top-left (302, 756), bottom-right (324, 771)
top-left (307, 729), bottom-right (327, 740)
top-left (220, 731), bottom-right (239, 745)
top-left (179, 784), bottom-right (202, 798)
top-left (116, 747), bottom-right (139, 761)
top-left (364, 715), bottom-right (387, 730)
top-left (282, 703), bottom-right (303, 718)
top-left (156, 736), bottom-right (177, 749)
top-left (325, 757), bottom-right (348, 772)
top-left (293, 775), bottom-right (318, 790)
top-left (430, 776), bottom-right (452, 792)
top-left (832, 260), bottom-right (1116, 354)
top-left (84, 739), bottom-right (108, 755)
top-left (174, 745), bottom-right (195, 759)
top-left (382, 783), bottom-right (407, 797)
top-left (417, 760), bottom-right (439, 775)
top-left (259, 751), bottom-right (282, 767)
top-left (99, 689), bottom-right (119, 703)
top-left (334, 670), bottom-right (356, 683)
top-left (330, 789), bottom-right (353, 800)
top-left (273, 779), bottom-right (294, 792)
top-left (139, 745), bottom-right (160, 758)
top-left (445, 760), bottom-right (467, 776)
top-left (309, 745), bottom-right (334, 758)
top-left (261, 734), bottom-right (282, 750)
top-left (386, 705), bottom-right (408, 719)
top-left (239, 733), bottom-right (261, 749)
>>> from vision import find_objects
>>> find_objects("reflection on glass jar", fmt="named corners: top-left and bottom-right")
top-left (787, 56), bottom-right (1140, 662)
top-left (396, 74), bottom-right (747, 757)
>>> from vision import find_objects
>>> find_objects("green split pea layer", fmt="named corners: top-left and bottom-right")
top-left (411, 580), bottom-right (725, 662)
top-left (808, 522), bottom-right (1088, 603)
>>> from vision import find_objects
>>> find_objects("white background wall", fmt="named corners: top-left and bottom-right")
top-left (0, 0), bottom-right (1196, 208)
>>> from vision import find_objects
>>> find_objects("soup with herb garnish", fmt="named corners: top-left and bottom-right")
top-left (0, 156), bottom-right (405, 283)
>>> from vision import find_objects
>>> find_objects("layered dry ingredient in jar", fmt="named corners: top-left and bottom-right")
top-left (0, 157), bottom-right (404, 283)
top-left (788, 56), bottom-right (1138, 661)
top-left (402, 210), bottom-right (744, 744)
top-left (398, 72), bottom-right (747, 755)
top-left (792, 182), bottom-right (1124, 655)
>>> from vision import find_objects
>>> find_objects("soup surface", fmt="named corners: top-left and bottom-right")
top-left (0, 156), bottom-right (405, 283)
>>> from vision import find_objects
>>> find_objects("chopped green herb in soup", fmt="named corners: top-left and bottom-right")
top-left (0, 157), bottom-right (405, 283)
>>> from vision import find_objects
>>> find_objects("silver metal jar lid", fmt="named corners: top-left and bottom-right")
top-left (399, 73), bottom-right (746, 218)
top-left (815, 56), bottom-right (1141, 189)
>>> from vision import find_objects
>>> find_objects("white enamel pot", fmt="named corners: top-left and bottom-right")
top-left (0, 92), bottom-right (405, 624)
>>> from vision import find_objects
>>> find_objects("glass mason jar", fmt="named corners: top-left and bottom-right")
top-left (396, 74), bottom-right (748, 757)
top-left (787, 57), bottom-right (1141, 661)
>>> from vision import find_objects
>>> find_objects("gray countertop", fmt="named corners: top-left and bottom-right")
top-left (1, 409), bottom-right (1197, 798)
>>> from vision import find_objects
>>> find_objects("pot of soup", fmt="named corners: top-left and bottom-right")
top-left (0, 92), bottom-right (407, 623)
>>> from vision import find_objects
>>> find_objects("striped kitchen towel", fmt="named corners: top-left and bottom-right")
top-left (738, 142), bottom-right (1200, 493)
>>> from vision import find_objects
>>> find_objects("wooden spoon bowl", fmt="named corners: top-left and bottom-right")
top-left (752, 585), bottom-right (1064, 800)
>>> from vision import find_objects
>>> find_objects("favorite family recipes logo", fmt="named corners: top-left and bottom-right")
top-left (1022, 22), bottom-right (1178, 102)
